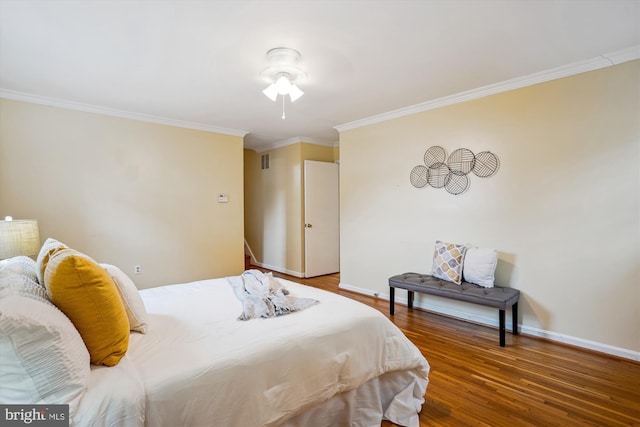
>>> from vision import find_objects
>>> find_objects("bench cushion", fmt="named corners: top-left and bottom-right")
top-left (389, 272), bottom-right (519, 310)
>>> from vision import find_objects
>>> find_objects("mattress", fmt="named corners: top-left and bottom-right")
top-left (74, 277), bottom-right (429, 426)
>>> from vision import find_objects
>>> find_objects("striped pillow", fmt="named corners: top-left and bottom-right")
top-left (0, 264), bottom-right (90, 417)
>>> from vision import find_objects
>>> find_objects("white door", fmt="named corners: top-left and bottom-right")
top-left (304, 160), bottom-right (339, 277)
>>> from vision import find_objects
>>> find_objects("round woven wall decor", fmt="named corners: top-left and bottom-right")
top-left (447, 148), bottom-right (475, 176)
top-left (444, 172), bottom-right (469, 195)
top-left (427, 163), bottom-right (450, 188)
top-left (410, 146), bottom-right (499, 195)
top-left (410, 165), bottom-right (429, 188)
top-left (472, 151), bottom-right (500, 178)
top-left (424, 146), bottom-right (447, 169)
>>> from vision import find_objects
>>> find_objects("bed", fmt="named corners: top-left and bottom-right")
top-left (1, 248), bottom-right (429, 427)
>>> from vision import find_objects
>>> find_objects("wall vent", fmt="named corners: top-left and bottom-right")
top-left (261, 153), bottom-right (270, 170)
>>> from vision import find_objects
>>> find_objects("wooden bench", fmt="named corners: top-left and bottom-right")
top-left (388, 272), bottom-right (520, 346)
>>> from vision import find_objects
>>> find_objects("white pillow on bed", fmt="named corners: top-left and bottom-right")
top-left (1, 255), bottom-right (40, 285)
top-left (0, 265), bottom-right (90, 417)
top-left (101, 264), bottom-right (149, 333)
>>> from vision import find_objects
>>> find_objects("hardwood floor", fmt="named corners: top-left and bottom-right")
top-left (255, 268), bottom-right (640, 427)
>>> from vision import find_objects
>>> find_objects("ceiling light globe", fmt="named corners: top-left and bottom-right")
top-left (275, 75), bottom-right (292, 95)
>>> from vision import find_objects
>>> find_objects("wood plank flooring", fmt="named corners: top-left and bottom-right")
top-left (255, 268), bottom-right (640, 427)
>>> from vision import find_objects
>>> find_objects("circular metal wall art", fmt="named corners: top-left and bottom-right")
top-left (472, 151), bottom-right (500, 178)
top-left (444, 172), bottom-right (469, 195)
top-left (410, 165), bottom-right (429, 188)
top-left (427, 163), bottom-right (450, 188)
top-left (410, 146), bottom-right (500, 195)
top-left (447, 148), bottom-right (476, 176)
top-left (424, 146), bottom-right (447, 169)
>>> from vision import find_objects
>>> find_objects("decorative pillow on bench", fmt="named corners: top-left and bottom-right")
top-left (431, 240), bottom-right (499, 288)
top-left (463, 246), bottom-right (498, 288)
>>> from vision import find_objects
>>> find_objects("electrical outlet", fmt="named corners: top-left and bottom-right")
top-left (134, 265), bottom-right (142, 275)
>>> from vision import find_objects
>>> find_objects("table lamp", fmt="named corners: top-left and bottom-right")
top-left (0, 217), bottom-right (40, 260)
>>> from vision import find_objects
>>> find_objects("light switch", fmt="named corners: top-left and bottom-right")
top-left (217, 194), bottom-right (229, 203)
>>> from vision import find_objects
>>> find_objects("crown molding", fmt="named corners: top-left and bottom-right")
top-left (0, 89), bottom-right (249, 138)
top-left (250, 136), bottom-right (335, 153)
top-left (299, 137), bottom-right (337, 148)
top-left (335, 45), bottom-right (640, 133)
top-left (602, 45), bottom-right (640, 64)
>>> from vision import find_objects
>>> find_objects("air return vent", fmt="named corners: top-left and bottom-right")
top-left (261, 153), bottom-right (270, 170)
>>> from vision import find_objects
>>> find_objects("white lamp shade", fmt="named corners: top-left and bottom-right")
top-left (0, 219), bottom-right (40, 259)
top-left (289, 84), bottom-right (304, 102)
top-left (262, 84), bottom-right (278, 102)
top-left (275, 75), bottom-right (292, 95)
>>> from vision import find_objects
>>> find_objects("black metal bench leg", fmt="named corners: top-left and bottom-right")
top-left (407, 290), bottom-right (414, 309)
top-left (512, 302), bottom-right (518, 335)
top-left (389, 287), bottom-right (395, 316)
top-left (499, 309), bottom-right (506, 347)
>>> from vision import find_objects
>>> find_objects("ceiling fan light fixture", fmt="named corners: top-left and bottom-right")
top-left (262, 84), bottom-right (278, 102)
top-left (274, 74), bottom-right (292, 95)
top-left (289, 84), bottom-right (304, 102)
top-left (261, 47), bottom-right (306, 116)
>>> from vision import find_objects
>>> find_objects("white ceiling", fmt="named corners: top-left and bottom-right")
top-left (1, 0), bottom-right (639, 151)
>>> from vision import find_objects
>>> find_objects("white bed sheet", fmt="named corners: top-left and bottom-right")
top-left (75, 277), bottom-right (429, 427)
top-left (73, 355), bottom-right (145, 427)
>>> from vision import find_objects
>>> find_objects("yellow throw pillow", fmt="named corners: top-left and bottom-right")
top-left (44, 248), bottom-right (129, 366)
top-left (36, 238), bottom-right (69, 285)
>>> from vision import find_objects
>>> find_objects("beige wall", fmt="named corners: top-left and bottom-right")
top-left (244, 142), bottom-right (335, 276)
top-left (339, 61), bottom-right (639, 354)
top-left (0, 99), bottom-right (245, 288)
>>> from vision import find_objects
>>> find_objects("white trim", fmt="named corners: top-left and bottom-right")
top-left (518, 325), bottom-right (640, 362)
top-left (243, 239), bottom-right (257, 266)
top-left (253, 261), bottom-right (304, 278)
top-left (339, 282), bottom-right (380, 298)
top-left (334, 45), bottom-right (640, 133)
top-left (0, 89), bottom-right (249, 137)
top-left (603, 45), bottom-right (640, 65)
top-left (339, 282), bottom-right (640, 362)
top-left (260, 137), bottom-right (305, 152)
top-left (251, 136), bottom-right (336, 153)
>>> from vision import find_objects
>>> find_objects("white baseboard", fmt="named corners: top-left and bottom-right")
top-left (253, 262), bottom-right (304, 278)
top-left (518, 326), bottom-right (640, 361)
top-left (339, 282), bottom-right (640, 362)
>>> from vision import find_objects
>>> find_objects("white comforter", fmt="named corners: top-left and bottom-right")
top-left (74, 277), bottom-right (429, 426)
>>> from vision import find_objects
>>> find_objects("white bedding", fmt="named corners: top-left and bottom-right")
top-left (74, 277), bottom-right (429, 426)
